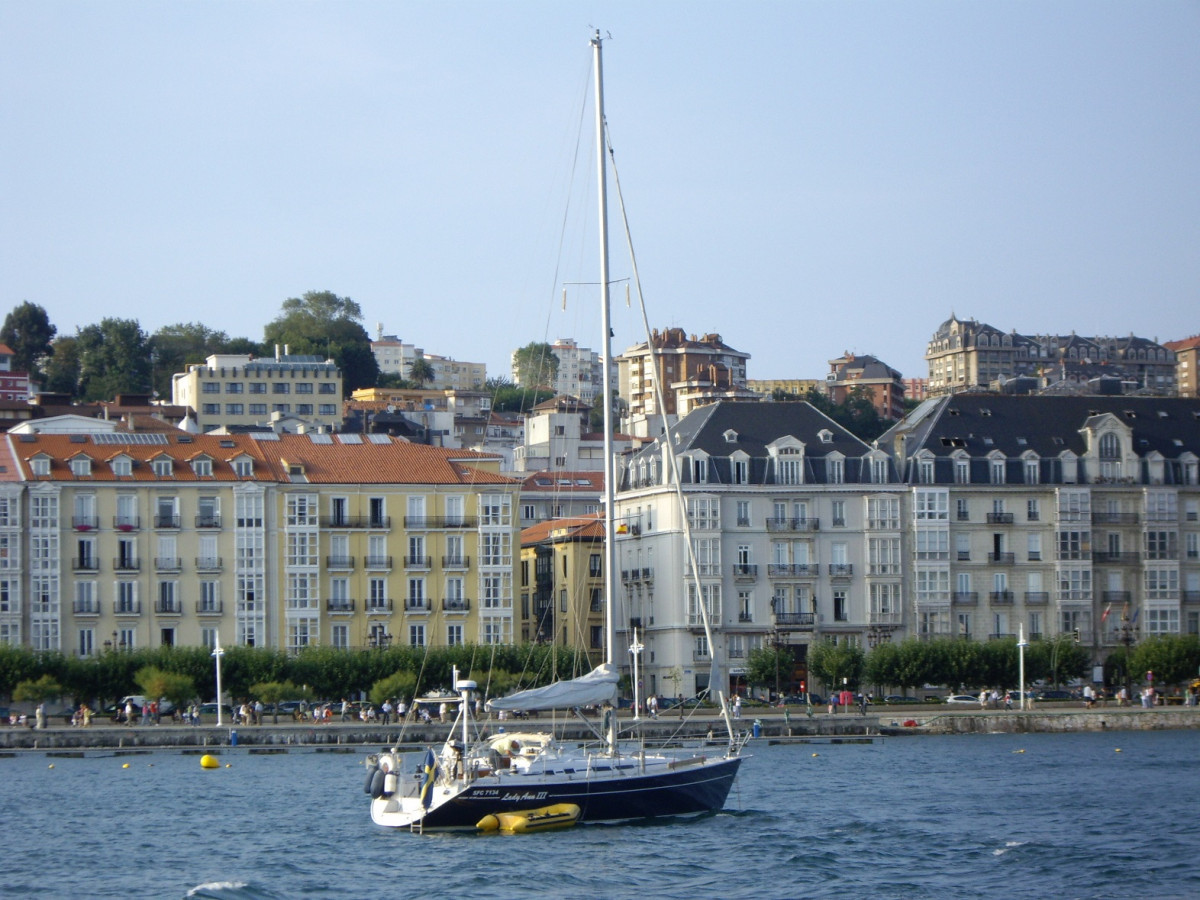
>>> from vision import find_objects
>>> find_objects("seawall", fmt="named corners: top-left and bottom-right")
top-left (2, 705), bottom-right (1198, 751)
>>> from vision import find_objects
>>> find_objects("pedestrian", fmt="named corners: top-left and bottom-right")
top-left (340, 698), bottom-right (350, 722)
top-left (381, 699), bottom-right (393, 726)
top-left (254, 700), bottom-right (264, 724)
top-left (1004, 691), bottom-right (1012, 710)
top-left (828, 694), bottom-right (837, 715)
top-left (438, 702), bottom-right (448, 724)
top-left (124, 699), bottom-right (135, 726)
top-left (398, 697), bottom-right (408, 720)
top-left (733, 695), bottom-right (742, 719)
top-left (1083, 685), bottom-right (1094, 709)
top-left (35, 702), bottom-right (45, 730)
top-left (978, 690), bottom-right (988, 710)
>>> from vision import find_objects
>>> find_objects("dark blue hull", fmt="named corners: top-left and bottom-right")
top-left (414, 755), bottom-right (743, 831)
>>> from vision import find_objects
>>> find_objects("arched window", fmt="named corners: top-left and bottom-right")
top-left (1099, 433), bottom-right (1120, 460)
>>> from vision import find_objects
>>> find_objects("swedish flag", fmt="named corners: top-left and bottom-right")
top-left (418, 748), bottom-right (438, 809)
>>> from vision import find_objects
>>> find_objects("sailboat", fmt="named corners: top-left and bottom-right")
top-left (365, 31), bottom-right (747, 833)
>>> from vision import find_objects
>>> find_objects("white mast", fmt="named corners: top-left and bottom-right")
top-left (593, 30), bottom-right (616, 673)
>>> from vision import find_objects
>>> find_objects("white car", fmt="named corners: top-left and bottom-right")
top-left (945, 694), bottom-right (981, 705)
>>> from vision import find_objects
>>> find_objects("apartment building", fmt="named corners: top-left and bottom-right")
top-left (172, 351), bottom-right (343, 433)
top-left (371, 334), bottom-right (486, 391)
top-left (518, 515), bottom-right (606, 659)
top-left (1164, 335), bottom-right (1200, 399)
top-left (0, 423), bottom-right (521, 655)
top-left (825, 352), bottom-right (907, 420)
top-left (510, 338), bottom-right (605, 405)
top-left (882, 394), bottom-right (1200, 647)
top-left (925, 315), bottom-right (1176, 396)
top-left (616, 329), bottom-right (753, 437)
top-left (612, 402), bottom-right (895, 700)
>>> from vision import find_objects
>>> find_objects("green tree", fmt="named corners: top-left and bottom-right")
top-left (134, 666), bottom-right (196, 714)
top-left (370, 671), bottom-right (418, 708)
top-left (1, 301), bottom-right (56, 378)
top-left (1131, 635), bottom-right (1200, 689)
top-left (746, 645), bottom-right (794, 699)
top-left (263, 290), bottom-right (379, 394)
top-left (250, 680), bottom-right (312, 723)
top-left (407, 358), bottom-right (436, 387)
top-left (13, 674), bottom-right (66, 704)
top-left (491, 385), bottom-right (554, 413)
top-left (75, 318), bottom-right (152, 401)
top-left (42, 336), bottom-right (82, 397)
top-left (512, 342), bottom-right (560, 390)
top-left (864, 640), bottom-right (901, 693)
top-left (808, 640), bottom-right (865, 693)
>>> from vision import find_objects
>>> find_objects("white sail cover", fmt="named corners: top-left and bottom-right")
top-left (486, 663), bottom-right (619, 712)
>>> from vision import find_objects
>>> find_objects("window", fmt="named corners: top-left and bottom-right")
top-left (226, 382), bottom-right (243, 394)
top-left (733, 458), bottom-right (749, 485)
top-left (1027, 533), bottom-right (1042, 561)
top-left (249, 404), bottom-right (268, 416)
top-left (954, 459), bottom-right (969, 484)
top-left (272, 383), bottom-right (291, 394)
top-left (447, 624), bottom-right (463, 646)
top-left (990, 458), bottom-right (1006, 484)
top-left (1027, 499), bottom-right (1040, 521)
top-left (915, 529), bottom-right (949, 560)
top-left (914, 490), bottom-right (948, 520)
top-left (319, 382), bottom-right (337, 394)
top-left (831, 499), bottom-right (846, 527)
top-left (249, 382), bottom-right (267, 394)
top-left (296, 404), bottom-right (313, 416)
top-left (152, 457), bottom-right (173, 477)
top-left (318, 404), bottom-right (337, 416)
top-left (1024, 458), bottom-right (1040, 484)
top-left (199, 581), bottom-right (219, 612)
top-left (867, 497), bottom-right (899, 529)
top-left (193, 458), bottom-right (213, 477)
top-left (956, 498), bottom-right (969, 521)
top-left (69, 456), bottom-right (92, 477)
top-left (776, 447), bottom-right (802, 485)
top-left (409, 624), bottom-right (426, 647)
top-left (736, 500), bottom-right (751, 527)
top-left (870, 458), bottom-right (889, 483)
top-left (687, 498), bottom-right (720, 530)
top-left (827, 457), bottom-right (844, 484)
top-left (202, 404), bottom-right (220, 416)
top-left (918, 458), bottom-right (934, 484)
top-left (296, 382), bottom-right (313, 394)
top-left (833, 590), bottom-right (847, 621)
top-left (233, 458), bottom-right (253, 477)
top-left (201, 382), bottom-right (219, 394)
top-left (226, 403), bottom-right (244, 416)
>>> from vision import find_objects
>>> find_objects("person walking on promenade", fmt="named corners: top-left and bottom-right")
top-left (340, 699), bottom-right (350, 722)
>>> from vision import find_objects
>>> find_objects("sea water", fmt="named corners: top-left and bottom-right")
top-left (1, 730), bottom-right (1197, 899)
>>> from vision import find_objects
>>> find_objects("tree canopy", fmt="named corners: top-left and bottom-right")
top-left (512, 341), bottom-right (560, 390)
top-left (149, 323), bottom-right (261, 399)
top-left (263, 290), bottom-right (379, 394)
top-left (74, 318), bottom-right (153, 401)
top-left (0, 301), bottom-right (56, 377)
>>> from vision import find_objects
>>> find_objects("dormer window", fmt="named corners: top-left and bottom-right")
top-left (31, 455), bottom-right (50, 477)
top-left (723, 429), bottom-right (738, 443)
top-left (111, 457), bottom-right (132, 477)
top-left (192, 457), bottom-right (213, 477)
top-left (233, 457), bottom-right (253, 477)
top-left (151, 457), bottom-right (173, 477)
top-left (69, 456), bottom-right (92, 477)
top-left (818, 429), bottom-right (833, 444)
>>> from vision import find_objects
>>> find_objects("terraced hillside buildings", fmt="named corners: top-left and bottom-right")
top-left (611, 397), bottom-right (1200, 700)
top-left (0, 422), bottom-right (520, 655)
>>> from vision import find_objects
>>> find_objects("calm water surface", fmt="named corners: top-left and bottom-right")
top-left (2, 730), bottom-right (1197, 899)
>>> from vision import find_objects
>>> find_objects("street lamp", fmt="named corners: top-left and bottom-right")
top-left (1116, 613), bottom-right (1139, 705)
top-left (212, 641), bottom-right (226, 726)
top-left (628, 626), bottom-right (643, 720)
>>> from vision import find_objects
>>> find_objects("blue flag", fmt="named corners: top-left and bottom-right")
top-left (418, 748), bottom-right (438, 809)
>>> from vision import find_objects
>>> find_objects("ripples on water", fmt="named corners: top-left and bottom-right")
top-left (2, 730), bottom-right (1197, 899)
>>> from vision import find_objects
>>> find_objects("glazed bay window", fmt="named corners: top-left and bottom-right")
top-left (914, 489), bottom-right (948, 521)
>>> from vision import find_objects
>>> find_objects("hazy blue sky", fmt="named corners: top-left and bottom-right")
top-left (2, 2), bottom-right (1197, 383)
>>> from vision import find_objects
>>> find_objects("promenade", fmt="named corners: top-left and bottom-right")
top-left (3, 702), bottom-right (1199, 751)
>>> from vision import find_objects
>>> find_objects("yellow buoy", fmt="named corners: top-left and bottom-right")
top-left (122, 763), bottom-right (130, 769)
top-left (1115, 748), bottom-right (1122, 753)
top-left (48, 764), bottom-right (54, 769)
top-left (200, 754), bottom-right (220, 769)
top-left (812, 752), bottom-right (819, 757)
top-left (1013, 749), bottom-right (1025, 754)
top-left (225, 763), bottom-right (232, 768)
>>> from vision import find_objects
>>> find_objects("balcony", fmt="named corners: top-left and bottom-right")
top-left (195, 601), bottom-right (223, 615)
top-left (738, 612), bottom-right (754, 623)
top-left (774, 612), bottom-right (816, 629)
top-left (443, 598), bottom-right (471, 613)
top-left (1024, 591), bottom-right (1050, 605)
top-left (1102, 590), bottom-right (1131, 604)
top-left (154, 599), bottom-right (182, 615)
top-left (736, 517), bottom-right (751, 527)
top-left (1093, 551), bottom-right (1140, 565)
top-left (768, 563), bottom-right (818, 578)
top-left (1092, 512), bottom-right (1139, 525)
top-left (442, 555), bottom-right (470, 569)
top-left (114, 601), bottom-right (141, 616)
top-left (733, 564), bottom-right (758, 580)
top-left (326, 556), bottom-right (356, 570)
top-left (326, 599), bottom-right (356, 613)
top-left (957, 551), bottom-right (971, 561)
top-left (365, 598), bottom-right (394, 613)
top-left (952, 591), bottom-right (979, 605)
top-left (153, 514), bottom-right (181, 529)
top-left (154, 557), bottom-right (182, 572)
top-left (986, 512), bottom-right (1015, 524)
top-left (72, 557), bottom-right (100, 573)
top-left (989, 590), bottom-right (1015, 604)
top-left (195, 514), bottom-right (222, 529)
top-left (72, 515), bottom-right (99, 532)
top-left (403, 556), bottom-right (431, 569)
top-left (987, 552), bottom-right (1015, 564)
top-left (73, 600), bottom-right (100, 616)
top-left (364, 555), bottom-right (393, 569)
top-left (1058, 591), bottom-right (1093, 604)
top-left (113, 557), bottom-right (140, 573)
top-left (322, 515), bottom-right (392, 529)
top-left (113, 517), bottom-right (140, 532)
top-left (766, 518), bottom-right (820, 532)
top-left (405, 597), bottom-right (431, 612)
top-left (195, 556), bottom-right (223, 571)
top-left (403, 516), bottom-right (476, 529)
top-left (641, 567), bottom-right (654, 582)
top-left (828, 563), bottom-right (854, 577)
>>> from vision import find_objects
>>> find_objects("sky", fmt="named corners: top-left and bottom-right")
top-left (2, 2), bottom-right (1197, 384)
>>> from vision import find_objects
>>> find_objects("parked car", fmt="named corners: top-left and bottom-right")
top-left (945, 694), bottom-right (980, 705)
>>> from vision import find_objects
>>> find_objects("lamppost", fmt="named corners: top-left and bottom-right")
top-left (212, 641), bottom-right (226, 726)
top-left (628, 626), bottom-right (643, 720)
top-left (1116, 613), bottom-right (1139, 705)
